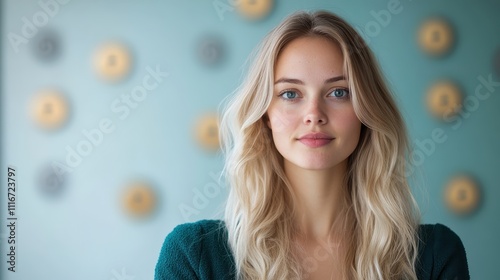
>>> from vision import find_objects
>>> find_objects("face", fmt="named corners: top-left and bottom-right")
top-left (266, 36), bottom-right (362, 171)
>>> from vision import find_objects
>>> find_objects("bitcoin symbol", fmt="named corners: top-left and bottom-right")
top-left (440, 93), bottom-right (449, 106)
top-left (108, 55), bottom-right (116, 66)
top-left (44, 103), bottom-right (52, 114)
top-left (458, 188), bottom-right (467, 201)
top-left (208, 125), bottom-right (217, 138)
top-left (432, 30), bottom-right (440, 43)
top-left (39, 38), bottom-right (53, 55)
top-left (134, 192), bottom-right (142, 203)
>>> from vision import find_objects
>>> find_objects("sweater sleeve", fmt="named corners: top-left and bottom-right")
top-left (418, 223), bottom-right (470, 280)
top-left (154, 222), bottom-right (202, 280)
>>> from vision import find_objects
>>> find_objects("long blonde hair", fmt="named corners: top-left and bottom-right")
top-left (219, 10), bottom-right (421, 280)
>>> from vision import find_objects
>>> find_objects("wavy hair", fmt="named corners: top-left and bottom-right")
top-left (219, 10), bottom-right (421, 280)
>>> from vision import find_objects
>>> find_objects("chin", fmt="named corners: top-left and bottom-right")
top-left (293, 155), bottom-right (349, 171)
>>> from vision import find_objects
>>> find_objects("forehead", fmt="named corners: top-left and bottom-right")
top-left (274, 36), bottom-right (345, 79)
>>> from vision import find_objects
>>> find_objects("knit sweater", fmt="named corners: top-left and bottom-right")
top-left (154, 219), bottom-right (469, 279)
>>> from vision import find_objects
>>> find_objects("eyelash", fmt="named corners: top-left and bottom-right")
top-left (277, 88), bottom-right (350, 102)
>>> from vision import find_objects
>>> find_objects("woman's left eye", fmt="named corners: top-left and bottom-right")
top-left (329, 88), bottom-right (350, 98)
top-left (279, 90), bottom-right (299, 100)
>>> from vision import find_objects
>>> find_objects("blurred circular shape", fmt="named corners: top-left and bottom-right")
top-left (426, 80), bottom-right (462, 120)
top-left (38, 163), bottom-right (66, 196)
top-left (198, 37), bottom-right (225, 66)
top-left (194, 113), bottom-right (220, 151)
top-left (30, 89), bottom-right (69, 130)
top-left (93, 42), bottom-right (132, 82)
top-left (122, 182), bottom-right (156, 217)
top-left (237, 0), bottom-right (273, 20)
top-left (32, 30), bottom-right (60, 62)
top-left (418, 18), bottom-right (454, 56)
top-left (444, 175), bottom-right (481, 215)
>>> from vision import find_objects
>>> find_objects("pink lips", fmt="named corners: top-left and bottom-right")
top-left (298, 132), bottom-right (334, 148)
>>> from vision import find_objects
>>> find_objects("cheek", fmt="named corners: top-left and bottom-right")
top-left (267, 106), bottom-right (299, 133)
top-left (334, 108), bottom-right (361, 138)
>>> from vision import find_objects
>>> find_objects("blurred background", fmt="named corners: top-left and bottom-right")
top-left (1, 0), bottom-right (499, 279)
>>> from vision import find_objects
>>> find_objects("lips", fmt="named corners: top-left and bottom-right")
top-left (297, 132), bottom-right (334, 148)
top-left (298, 132), bottom-right (333, 140)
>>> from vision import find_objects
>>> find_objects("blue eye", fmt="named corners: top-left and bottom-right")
top-left (279, 90), bottom-right (298, 100)
top-left (330, 88), bottom-right (350, 98)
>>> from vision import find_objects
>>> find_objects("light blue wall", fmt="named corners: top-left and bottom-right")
top-left (1, 0), bottom-right (499, 279)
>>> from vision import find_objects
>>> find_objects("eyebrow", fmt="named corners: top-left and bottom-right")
top-left (274, 75), bottom-right (346, 85)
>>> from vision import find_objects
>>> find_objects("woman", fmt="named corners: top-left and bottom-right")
top-left (155, 10), bottom-right (469, 280)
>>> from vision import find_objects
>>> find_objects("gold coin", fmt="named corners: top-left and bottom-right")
top-left (236, 0), bottom-right (273, 20)
top-left (122, 182), bottom-right (156, 217)
top-left (94, 43), bottom-right (132, 82)
top-left (418, 18), bottom-right (454, 56)
top-left (426, 81), bottom-right (462, 119)
top-left (444, 176), bottom-right (480, 215)
top-left (31, 89), bottom-right (69, 130)
top-left (195, 113), bottom-right (220, 151)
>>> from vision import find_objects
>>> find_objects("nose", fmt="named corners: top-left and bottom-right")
top-left (303, 99), bottom-right (328, 125)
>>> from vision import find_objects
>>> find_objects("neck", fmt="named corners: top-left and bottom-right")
top-left (285, 159), bottom-right (350, 242)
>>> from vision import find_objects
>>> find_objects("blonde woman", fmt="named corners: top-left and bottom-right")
top-left (155, 10), bottom-right (469, 280)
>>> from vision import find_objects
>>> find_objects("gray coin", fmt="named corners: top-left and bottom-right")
top-left (38, 163), bottom-right (66, 195)
top-left (32, 30), bottom-right (60, 62)
top-left (198, 37), bottom-right (225, 66)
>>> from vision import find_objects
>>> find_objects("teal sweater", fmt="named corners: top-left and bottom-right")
top-left (155, 220), bottom-right (469, 279)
